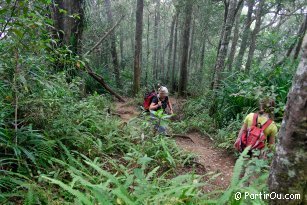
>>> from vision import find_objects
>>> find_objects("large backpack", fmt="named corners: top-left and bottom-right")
top-left (234, 113), bottom-right (272, 152)
top-left (143, 90), bottom-right (157, 111)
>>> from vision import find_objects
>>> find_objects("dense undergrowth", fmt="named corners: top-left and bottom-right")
top-left (171, 62), bottom-right (296, 152)
top-left (0, 1), bottom-right (295, 204)
top-left (0, 70), bottom-right (272, 204)
top-left (0, 70), bottom-right (204, 204)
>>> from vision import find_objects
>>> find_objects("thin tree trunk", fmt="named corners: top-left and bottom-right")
top-left (245, 0), bottom-right (265, 72)
top-left (199, 38), bottom-right (206, 83)
top-left (171, 13), bottom-right (179, 92)
top-left (227, 3), bottom-right (243, 71)
top-left (119, 26), bottom-right (124, 69)
top-left (212, 0), bottom-right (238, 90)
top-left (293, 15), bottom-right (307, 59)
top-left (178, 0), bottom-right (193, 96)
top-left (133, 0), bottom-right (144, 95)
top-left (159, 18), bottom-right (165, 81)
top-left (152, 0), bottom-right (160, 80)
top-left (145, 11), bottom-right (150, 84)
top-left (268, 34), bottom-right (307, 205)
top-left (234, 0), bottom-right (254, 70)
top-left (216, 1), bottom-right (229, 55)
top-left (166, 13), bottom-right (177, 84)
top-left (188, 16), bottom-right (195, 68)
top-left (130, 8), bottom-right (135, 56)
top-left (104, 0), bottom-right (121, 88)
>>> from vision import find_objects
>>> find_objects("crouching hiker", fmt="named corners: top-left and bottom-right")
top-left (148, 86), bottom-right (173, 134)
top-left (234, 98), bottom-right (278, 181)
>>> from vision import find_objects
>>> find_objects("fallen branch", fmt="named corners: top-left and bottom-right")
top-left (106, 108), bottom-right (122, 117)
top-left (190, 161), bottom-right (205, 168)
top-left (110, 112), bottom-right (122, 117)
top-left (85, 64), bottom-right (125, 102)
top-left (80, 16), bottom-right (126, 102)
top-left (166, 134), bottom-right (195, 143)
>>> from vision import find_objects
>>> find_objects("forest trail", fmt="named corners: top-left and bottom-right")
top-left (115, 98), bottom-right (236, 190)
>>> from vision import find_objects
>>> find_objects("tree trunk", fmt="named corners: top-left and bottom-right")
top-left (227, 3), bottom-right (243, 71)
top-left (159, 19), bottom-right (165, 81)
top-left (216, 1), bottom-right (229, 55)
top-left (178, 0), bottom-right (193, 96)
top-left (268, 34), bottom-right (307, 205)
top-left (212, 0), bottom-right (238, 90)
top-left (145, 11), bottom-right (150, 85)
top-left (234, 0), bottom-right (254, 70)
top-left (104, 0), bottom-right (121, 88)
top-left (133, 0), bottom-right (144, 95)
top-left (130, 7), bottom-right (135, 58)
top-left (51, 0), bottom-right (84, 73)
top-left (166, 13), bottom-right (177, 84)
top-left (119, 26), bottom-right (124, 69)
top-left (293, 15), bottom-right (307, 60)
top-left (171, 13), bottom-right (179, 92)
top-left (51, 0), bottom-right (83, 54)
top-left (199, 38), bottom-right (206, 83)
top-left (245, 0), bottom-right (265, 72)
top-left (152, 0), bottom-right (160, 80)
top-left (188, 16), bottom-right (195, 68)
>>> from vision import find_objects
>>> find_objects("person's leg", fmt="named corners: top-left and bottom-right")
top-left (150, 112), bottom-right (160, 133)
top-left (157, 125), bottom-right (166, 134)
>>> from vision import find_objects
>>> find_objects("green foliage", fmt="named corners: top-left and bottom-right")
top-left (215, 64), bottom-right (294, 127)
top-left (150, 110), bottom-right (172, 130)
top-left (171, 95), bottom-right (215, 134)
top-left (40, 149), bottom-right (206, 205)
top-left (0, 0), bottom-right (300, 204)
top-left (172, 63), bottom-right (294, 155)
top-left (218, 148), bottom-right (271, 205)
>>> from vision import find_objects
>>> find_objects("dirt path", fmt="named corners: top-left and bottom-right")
top-left (176, 132), bottom-right (235, 189)
top-left (115, 98), bottom-right (139, 122)
top-left (115, 98), bottom-right (235, 190)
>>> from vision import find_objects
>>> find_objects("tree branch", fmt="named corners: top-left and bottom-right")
top-left (234, 0), bottom-right (244, 17)
top-left (260, 8), bottom-right (301, 31)
top-left (84, 15), bottom-right (124, 56)
top-left (0, 0), bottom-right (18, 40)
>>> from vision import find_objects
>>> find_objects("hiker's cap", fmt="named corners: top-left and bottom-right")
top-left (159, 86), bottom-right (169, 96)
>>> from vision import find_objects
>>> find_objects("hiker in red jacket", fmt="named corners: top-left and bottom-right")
top-left (234, 98), bottom-right (278, 159)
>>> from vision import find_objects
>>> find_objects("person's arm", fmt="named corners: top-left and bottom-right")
top-left (234, 123), bottom-right (247, 149)
top-left (261, 134), bottom-right (275, 159)
top-left (149, 100), bottom-right (162, 110)
top-left (262, 125), bottom-right (277, 159)
top-left (268, 135), bottom-right (275, 147)
top-left (237, 123), bottom-right (247, 140)
top-left (266, 128), bottom-right (276, 152)
top-left (168, 98), bottom-right (173, 114)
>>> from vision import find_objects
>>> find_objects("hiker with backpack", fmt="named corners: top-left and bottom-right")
top-left (234, 98), bottom-right (278, 159)
top-left (143, 86), bottom-right (173, 134)
top-left (149, 86), bottom-right (173, 114)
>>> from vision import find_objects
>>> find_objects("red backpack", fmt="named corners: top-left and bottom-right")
top-left (234, 113), bottom-right (272, 152)
top-left (143, 91), bottom-right (157, 111)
